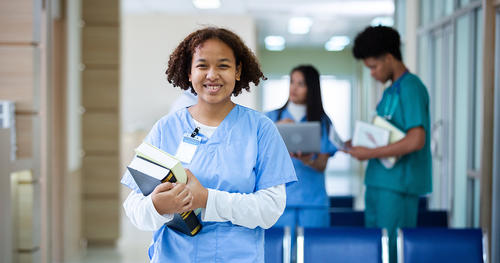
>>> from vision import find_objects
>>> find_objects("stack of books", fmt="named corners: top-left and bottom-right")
top-left (127, 142), bottom-right (202, 236)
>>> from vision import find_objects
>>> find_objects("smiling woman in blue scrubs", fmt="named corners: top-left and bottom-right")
top-left (349, 26), bottom-right (432, 263)
top-left (121, 27), bottom-right (297, 263)
top-left (266, 65), bottom-right (337, 231)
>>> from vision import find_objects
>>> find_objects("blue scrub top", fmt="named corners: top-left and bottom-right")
top-left (366, 72), bottom-right (432, 195)
top-left (266, 109), bottom-right (337, 207)
top-left (122, 104), bottom-right (297, 263)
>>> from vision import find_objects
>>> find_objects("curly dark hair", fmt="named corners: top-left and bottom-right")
top-left (166, 27), bottom-right (266, 96)
top-left (352, 25), bottom-right (402, 61)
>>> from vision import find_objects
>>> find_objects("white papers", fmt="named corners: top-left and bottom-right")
top-left (352, 121), bottom-right (390, 148)
top-left (328, 124), bottom-right (347, 151)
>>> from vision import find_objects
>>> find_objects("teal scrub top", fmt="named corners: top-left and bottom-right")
top-left (365, 72), bottom-right (432, 195)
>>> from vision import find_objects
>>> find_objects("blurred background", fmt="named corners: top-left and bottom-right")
top-left (0, 0), bottom-right (499, 262)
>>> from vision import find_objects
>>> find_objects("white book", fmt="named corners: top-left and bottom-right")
top-left (135, 142), bottom-right (187, 184)
top-left (352, 121), bottom-right (390, 148)
top-left (328, 123), bottom-right (347, 151)
top-left (128, 156), bottom-right (171, 181)
top-left (127, 156), bottom-right (173, 196)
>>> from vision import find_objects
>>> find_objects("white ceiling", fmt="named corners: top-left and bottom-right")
top-left (122, 0), bottom-right (395, 49)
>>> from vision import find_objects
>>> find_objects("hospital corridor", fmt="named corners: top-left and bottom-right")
top-left (1, 0), bottom-right (500, 262)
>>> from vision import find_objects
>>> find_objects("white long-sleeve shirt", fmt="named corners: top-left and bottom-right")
top-left (123, 118), bottom-right (287, 231)
top-left (123, 184), bottom-right (286, 231)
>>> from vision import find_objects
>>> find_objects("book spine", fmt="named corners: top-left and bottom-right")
top-left (160, 171), bottom-right (176, 183)
top-left (161, 171), bottom-right (202, 236)
top-left (181, 211), bottom-right (202, 236)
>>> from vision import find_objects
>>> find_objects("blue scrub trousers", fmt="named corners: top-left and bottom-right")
top-left (365, 186), bottom-right (419, 263)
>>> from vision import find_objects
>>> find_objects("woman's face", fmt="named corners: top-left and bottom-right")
top-left (189, 38), bottom-right (241, 107)
top-left (289, 70), bottom-right (307, 104)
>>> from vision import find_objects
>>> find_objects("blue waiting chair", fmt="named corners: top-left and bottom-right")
top-left (265, 227), bottom-right (291, 263)
top-left (329, 195), bottom-right (354, 209)
top-left (418, 196), bottom-right (428, 211)
top-left (398, 228), bottom-right (488, 263)
top-left (297, 227), bottom-right (388, 263)
top-left (330, 210), bottom-right (365, 227)
top-left (417, 210), bottom-right (448, 227)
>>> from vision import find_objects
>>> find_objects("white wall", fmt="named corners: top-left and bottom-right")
top-left (121, 14), bottom-right (257, 133)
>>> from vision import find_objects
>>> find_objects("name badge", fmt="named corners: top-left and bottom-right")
top-left (175, 133), bottom-right (201, 164)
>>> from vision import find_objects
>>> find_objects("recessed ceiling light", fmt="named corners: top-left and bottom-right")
top-left (293, 1), bottom-right (394, 16)
top-left (325, 36), bottom-right (350, 51)
top-left (371, 16), bottom-right (394, 26)
top-left (192, 0), bottom-right (221, 9)
top-left (288, 17), bottom-right (313, 35)
top-left (265, 36), bottom-right (285, 51)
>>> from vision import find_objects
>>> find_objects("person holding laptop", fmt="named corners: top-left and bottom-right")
top-left (266, 65), bottom-right (337, 234)
top-left (348, 26), bottom-right (432, 263)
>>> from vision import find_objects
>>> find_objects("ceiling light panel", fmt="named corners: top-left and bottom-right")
top-left (265, 36), bottom-right (286, 51)
top-left (288, 17), bottom-right (313, 35)
top-left (192, 0), bottom-right (221, 9)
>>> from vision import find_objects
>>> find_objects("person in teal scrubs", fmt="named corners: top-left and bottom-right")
top-left (266, 65), bottom-right (337, 231)
top-left (349, 26), bottom-right (432, 263)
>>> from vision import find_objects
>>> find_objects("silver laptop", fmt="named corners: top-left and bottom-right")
top-left (276, 122), bottom-right (321, 153)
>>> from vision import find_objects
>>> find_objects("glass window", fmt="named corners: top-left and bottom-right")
top-left (473, 8), bottom-right (483, 171)
top-left (420, 0), bottom-right (433, 26)
top-left (321, 76), bottom-right (352, 171)
top-left (472, 8), bottom-right (483, 228)
top-left (453, 13), bottom-right (472, 227)
top-left (418, 35), bottom-right (430, 86)
top-left (459, 0), bottom-right (472, 8)
top-left (261, 76), bottom-right (289, 112)
top-left (444, 0), bottom-right (453, 16)
top-left (395, 0), bottom-right (406, 38)
top-left (432, 0), bottom-right (445, 21)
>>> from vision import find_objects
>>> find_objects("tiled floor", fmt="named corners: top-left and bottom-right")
top-left (72, 185), bottom-right (152, 263)
top-left (72, 131), bottom-right (152, 263)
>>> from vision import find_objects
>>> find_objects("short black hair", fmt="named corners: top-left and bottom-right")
top-left (352, 26), bottom-right (402, 61)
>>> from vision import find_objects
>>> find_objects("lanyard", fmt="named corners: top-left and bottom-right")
top-left (175, 127), bottom-right (201, 164)
top-left (381, 71), bottom-right (408, 120)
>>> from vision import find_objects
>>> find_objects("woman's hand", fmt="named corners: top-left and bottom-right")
top-left (348, 146), bottom-right (375, 161)
top-left (151, 182), bottom-right (193, 215)
top-left (276, 118), bottom-right (294, 124)
top-left (291, 151), bottom-right (314, 165)
top-left (342, 140), bottom-right (352, 152)
top-left (185, 169), bottom-right (208, 209)
top-left (291, 152), bottom-right (329, 172)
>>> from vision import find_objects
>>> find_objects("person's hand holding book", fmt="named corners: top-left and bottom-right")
top-left (348, 146), bottom-right (375, 161)
top-left (185, 169), bottom-right (208, 209)
top-left (151, 182), bottom-right (193, 215)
